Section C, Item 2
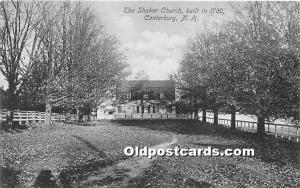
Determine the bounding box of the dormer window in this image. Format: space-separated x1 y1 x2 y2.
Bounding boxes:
143 94 148 99
126 93 131 99
160 92 164 99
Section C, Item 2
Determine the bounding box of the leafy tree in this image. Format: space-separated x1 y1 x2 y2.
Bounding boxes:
231 1 300 135
177 32 223 122
178 1 299 137
20 2 129 124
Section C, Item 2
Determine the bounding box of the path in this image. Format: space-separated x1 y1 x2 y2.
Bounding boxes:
81 134 178 187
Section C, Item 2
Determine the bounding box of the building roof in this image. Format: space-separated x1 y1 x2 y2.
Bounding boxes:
117 80 175 100
125 80 175 88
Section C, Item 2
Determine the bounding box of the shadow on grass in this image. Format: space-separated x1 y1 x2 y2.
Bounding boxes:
214 127 300 167
0 121 30 134
111 119 214 135
34 170 57 188
63 121 96 126
71 135 106 158
112 120 300 168
55 135 114 187
0 167 21 188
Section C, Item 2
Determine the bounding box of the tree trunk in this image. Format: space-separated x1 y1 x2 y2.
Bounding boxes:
257 113 266 137
79 114 83 122
6 110 14 129
230 106 236 130
45 101 52 126
213 107 218 125
6 82 17 128
202 108 206 123
141 98 144 116
194 108 199 120
77 108 83 122
77 108 79 121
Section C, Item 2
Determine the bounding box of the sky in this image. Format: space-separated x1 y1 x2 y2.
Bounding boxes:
0 1 237 88
89 1 235 80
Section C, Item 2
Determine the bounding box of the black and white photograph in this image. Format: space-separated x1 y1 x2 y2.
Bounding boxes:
0 0 299 187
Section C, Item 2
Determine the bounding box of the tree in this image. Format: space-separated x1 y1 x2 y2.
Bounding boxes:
178 1 299 137
25 2 129 124
60 3 128 121
231 1 300 136
178 32 224 122
0 1 40 126
206 22 250 129
29 1 70 125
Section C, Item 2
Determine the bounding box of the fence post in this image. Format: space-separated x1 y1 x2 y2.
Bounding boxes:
275 125 277 138
281 126 284 138
296 127 299 142
26 111 29 124
288 126 291 141
38 112 41 123
17 111 21 125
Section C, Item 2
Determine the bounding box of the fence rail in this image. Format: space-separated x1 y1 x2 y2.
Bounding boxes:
114 113 299 142
203 116 299 142
1 109 298 142
0 109 78 123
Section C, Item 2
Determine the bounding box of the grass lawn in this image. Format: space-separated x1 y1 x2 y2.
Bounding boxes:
1 120 299 188
0 121 172 187
121 120 300 188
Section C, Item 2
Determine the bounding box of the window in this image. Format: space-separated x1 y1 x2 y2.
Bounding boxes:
160 93 164 99
126 93 131 99
117 106 122 113
143 94 148 99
